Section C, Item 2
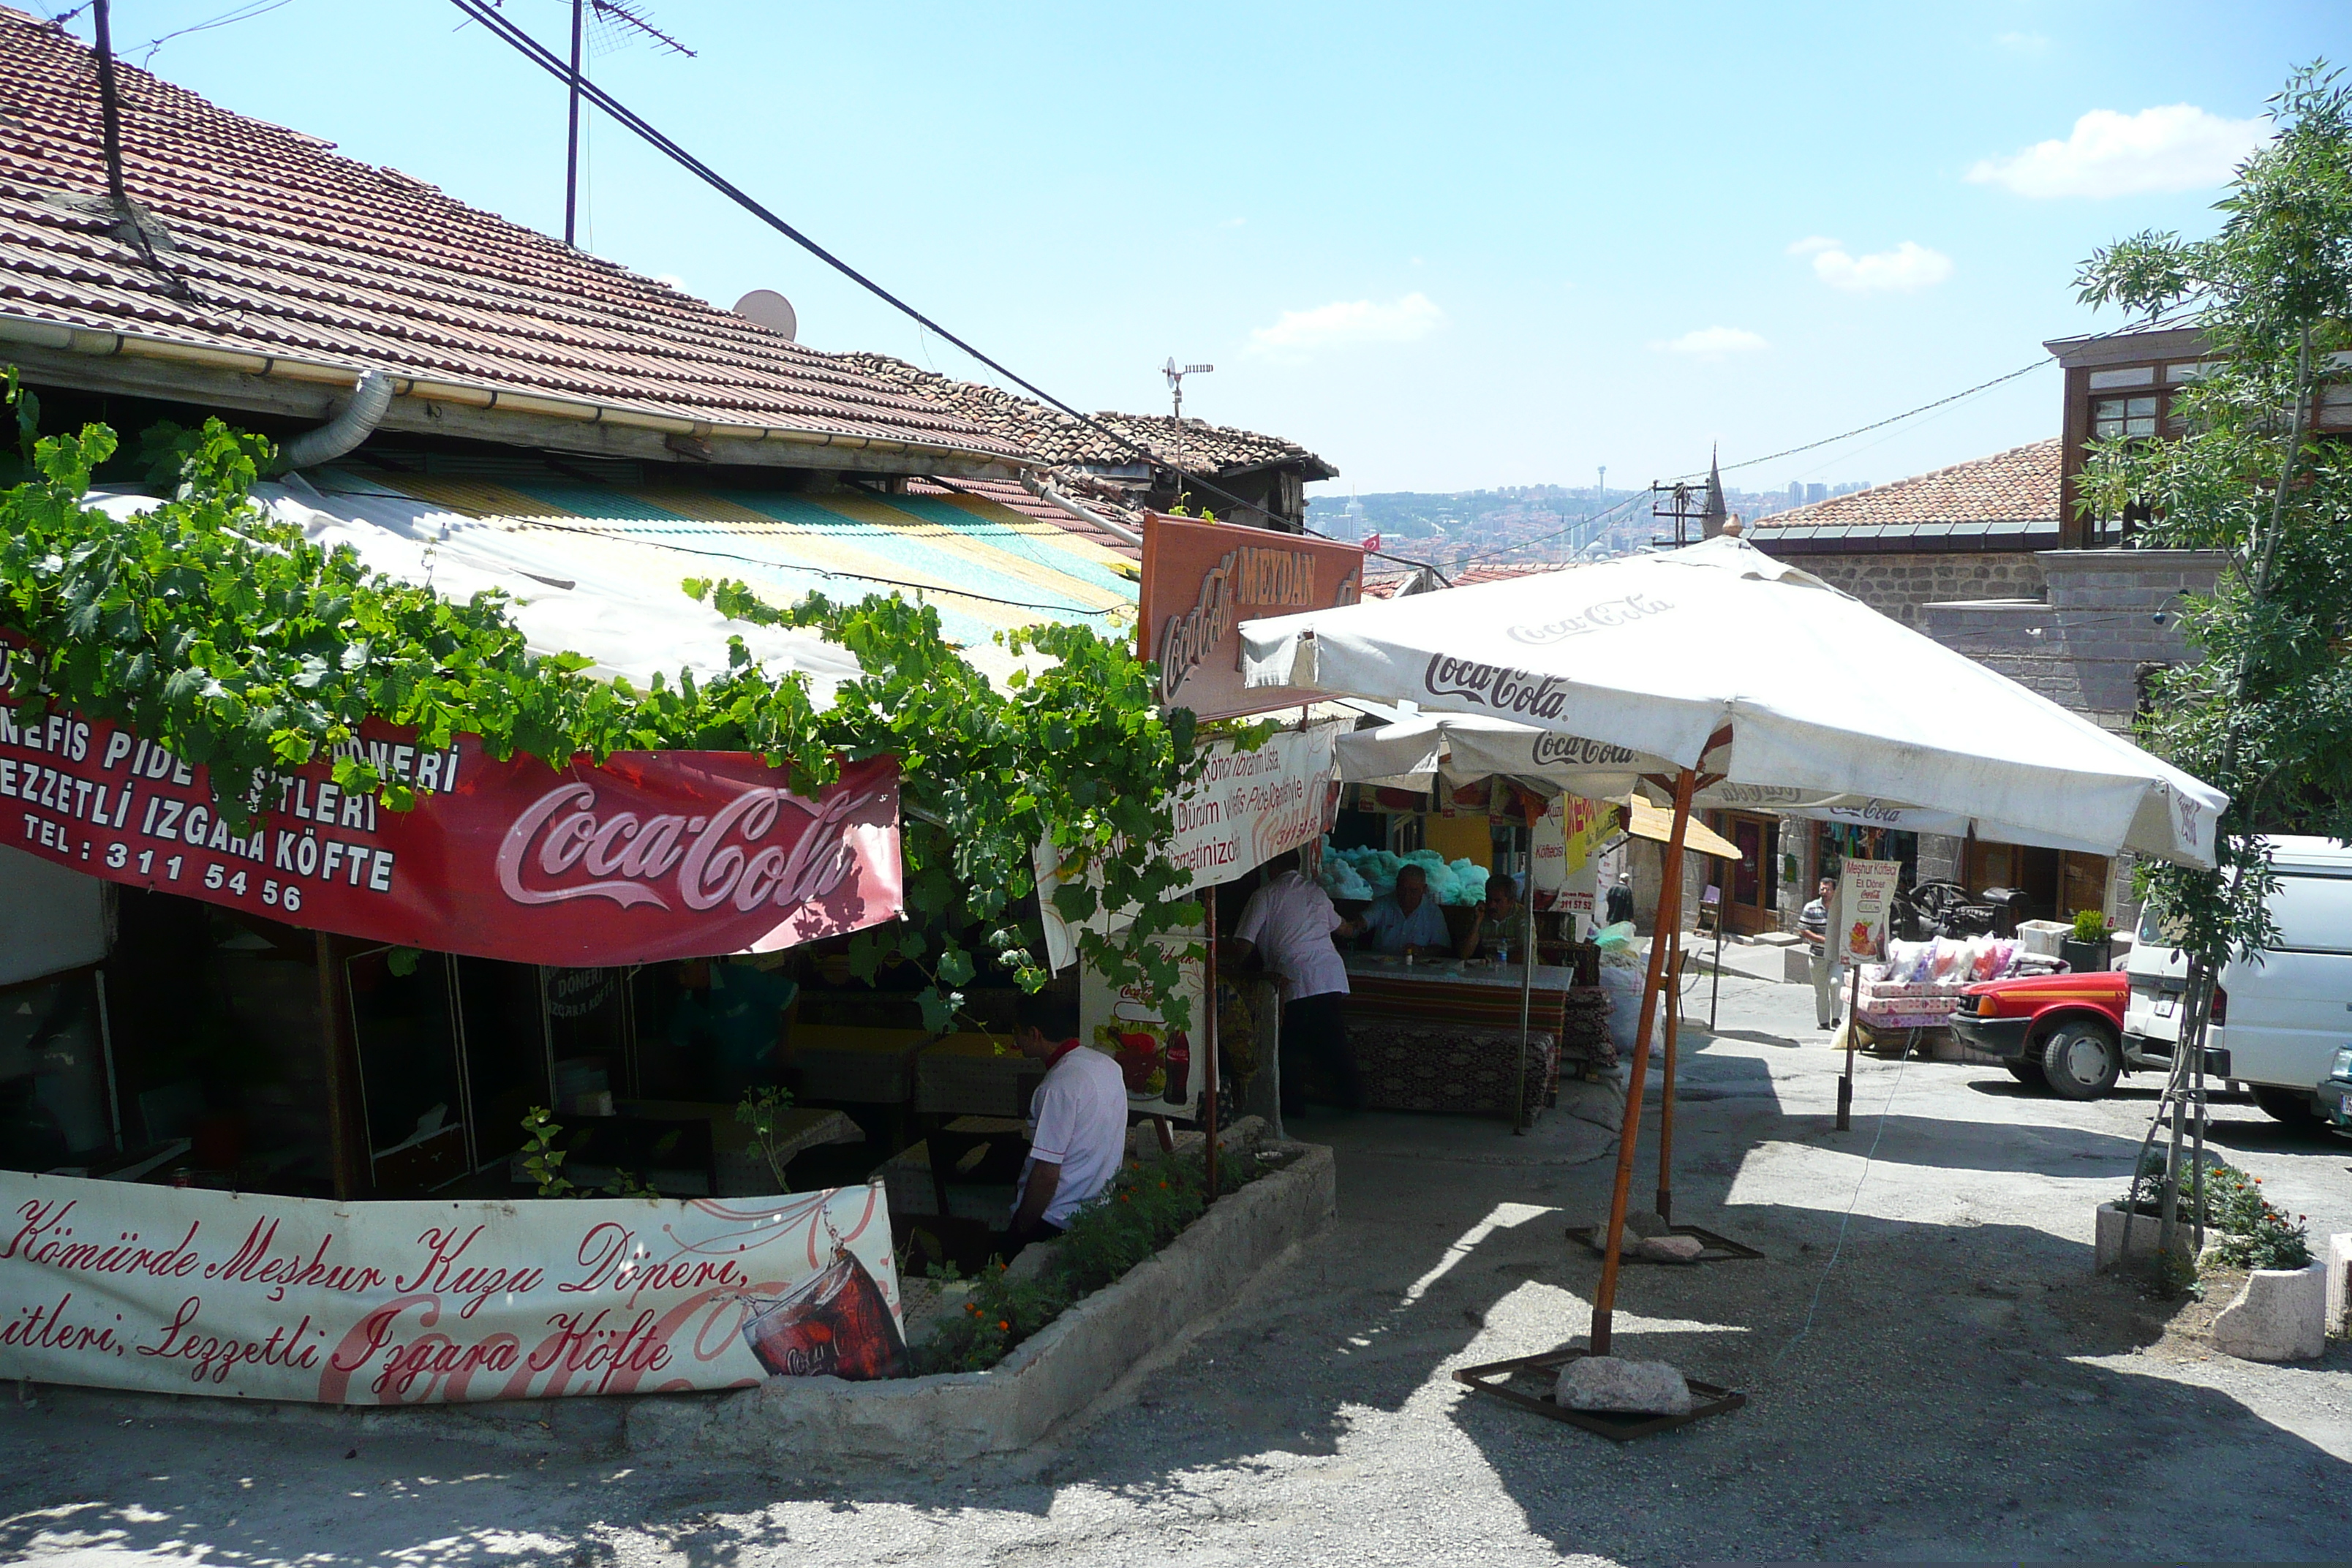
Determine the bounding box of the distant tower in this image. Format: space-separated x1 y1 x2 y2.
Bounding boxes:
1341 492 1368 543
1787 479 1803 507
1701 445 1728 540
1805 481 1828 505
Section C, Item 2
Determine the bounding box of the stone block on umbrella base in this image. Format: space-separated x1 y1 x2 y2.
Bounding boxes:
1556 1356 1692 1417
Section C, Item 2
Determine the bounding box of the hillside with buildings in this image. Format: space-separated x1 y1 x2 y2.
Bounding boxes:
1306 477 1870 568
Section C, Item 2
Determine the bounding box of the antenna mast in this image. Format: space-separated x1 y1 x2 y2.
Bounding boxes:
564 0 693 249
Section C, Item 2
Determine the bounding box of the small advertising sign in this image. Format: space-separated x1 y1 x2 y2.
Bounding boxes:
1079 933 1207 1120
1834 858 1904 965
1138 513 1365 720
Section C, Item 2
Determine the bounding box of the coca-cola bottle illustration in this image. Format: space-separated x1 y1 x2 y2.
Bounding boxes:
1161 1030 1191 1105
740 1245 908 1382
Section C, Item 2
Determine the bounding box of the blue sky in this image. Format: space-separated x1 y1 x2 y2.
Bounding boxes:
55 1 2348 497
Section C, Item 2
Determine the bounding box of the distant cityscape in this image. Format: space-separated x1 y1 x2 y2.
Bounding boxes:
1304 478 1873 570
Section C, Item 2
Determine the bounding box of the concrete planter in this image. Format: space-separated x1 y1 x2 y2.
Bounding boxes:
2329 1234 2352 1341
2093 1201 2192 1273
625 1140 1336 1467
2211 1259 2328 1362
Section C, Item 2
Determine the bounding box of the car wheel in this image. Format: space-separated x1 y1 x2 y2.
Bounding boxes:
2040 1022 2121 1101
2004 1060 2048 1088
2250 1085 2323 1126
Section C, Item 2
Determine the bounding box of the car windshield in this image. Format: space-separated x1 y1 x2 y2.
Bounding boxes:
2136 905 2185 946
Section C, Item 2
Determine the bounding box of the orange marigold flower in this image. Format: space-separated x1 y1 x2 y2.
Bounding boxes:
998 1319 1010 1331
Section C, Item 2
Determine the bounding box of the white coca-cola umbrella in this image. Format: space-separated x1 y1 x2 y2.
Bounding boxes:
1248 535 2223 868
1245 535 2226 1357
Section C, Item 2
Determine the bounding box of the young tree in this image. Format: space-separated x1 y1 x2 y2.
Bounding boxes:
2076 62 2352 1254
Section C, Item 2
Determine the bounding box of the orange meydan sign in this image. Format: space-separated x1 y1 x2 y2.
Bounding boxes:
1137 512 1365 720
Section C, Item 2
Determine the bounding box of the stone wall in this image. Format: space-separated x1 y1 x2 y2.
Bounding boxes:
1769 549 2048 627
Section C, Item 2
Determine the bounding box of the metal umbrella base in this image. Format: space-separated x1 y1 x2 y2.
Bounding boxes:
1454 1347 1746 1441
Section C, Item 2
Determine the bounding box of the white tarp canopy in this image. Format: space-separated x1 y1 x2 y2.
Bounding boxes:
92 484 866 702
1250 535 2226 868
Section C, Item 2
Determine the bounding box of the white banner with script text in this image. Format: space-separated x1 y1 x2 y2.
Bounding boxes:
0 1175 905 1403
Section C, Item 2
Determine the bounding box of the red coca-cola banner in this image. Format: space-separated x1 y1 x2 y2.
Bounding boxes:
0 698 903 965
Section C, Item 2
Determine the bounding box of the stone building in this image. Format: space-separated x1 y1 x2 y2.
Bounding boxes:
1715 327 2242 938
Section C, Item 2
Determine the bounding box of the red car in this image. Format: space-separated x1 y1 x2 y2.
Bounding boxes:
1950 970 2130 1100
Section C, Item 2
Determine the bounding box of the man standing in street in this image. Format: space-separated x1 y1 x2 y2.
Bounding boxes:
1232 849 1362 1120
1803 875 1839 1030
1359 863 1450 957
1006 990 1128 1250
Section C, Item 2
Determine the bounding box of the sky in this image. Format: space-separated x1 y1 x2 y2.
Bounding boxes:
43 0 2350 499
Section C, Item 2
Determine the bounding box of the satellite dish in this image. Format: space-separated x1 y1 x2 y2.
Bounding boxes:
732 289 798 341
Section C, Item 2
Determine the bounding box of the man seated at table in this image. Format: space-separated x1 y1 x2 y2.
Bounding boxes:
1457 875 1524 962
1359 864 1452 957
1007 990 1128 1250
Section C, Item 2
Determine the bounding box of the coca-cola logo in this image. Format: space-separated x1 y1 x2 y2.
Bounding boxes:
1154 540 1360 706
497 780 881 913
1505 592 1673 647
1529 734 1637 766
1423 655 1569 722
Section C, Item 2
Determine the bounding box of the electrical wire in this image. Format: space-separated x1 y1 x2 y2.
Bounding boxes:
442 0 1283 532
131 0 292 65
1769 1031 1916 1375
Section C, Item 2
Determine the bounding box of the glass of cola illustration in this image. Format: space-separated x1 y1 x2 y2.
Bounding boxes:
741 1246 908 1381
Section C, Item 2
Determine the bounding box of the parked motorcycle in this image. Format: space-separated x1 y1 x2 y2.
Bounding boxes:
1891 880 2001 941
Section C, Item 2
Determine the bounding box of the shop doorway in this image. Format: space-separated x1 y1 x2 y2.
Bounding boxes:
1964 840 2111 924
1719 812 1779 935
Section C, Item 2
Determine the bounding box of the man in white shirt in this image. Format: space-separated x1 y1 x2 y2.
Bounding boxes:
1232 850 1363 1120
1359 864 1452 957
1007 990 1128 1247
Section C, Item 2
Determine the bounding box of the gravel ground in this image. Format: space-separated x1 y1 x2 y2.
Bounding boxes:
5 968 2348 1566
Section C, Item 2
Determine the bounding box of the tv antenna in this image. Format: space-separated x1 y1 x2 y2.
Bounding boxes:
565 0 694 248
1161 358 1212 508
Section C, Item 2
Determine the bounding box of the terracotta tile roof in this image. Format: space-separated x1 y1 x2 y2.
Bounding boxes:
0 10 1014 458
832 351 1335 478
1749 439 2061 529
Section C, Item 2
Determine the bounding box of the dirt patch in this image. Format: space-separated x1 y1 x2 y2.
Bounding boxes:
2043 1263 2254 1362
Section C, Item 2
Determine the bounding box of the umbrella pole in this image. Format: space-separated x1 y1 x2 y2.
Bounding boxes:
1515 878 1535 1134
1590 766 1695 1357
1656 923 1682 1226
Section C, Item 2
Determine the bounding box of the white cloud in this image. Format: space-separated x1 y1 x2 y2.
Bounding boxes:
1653 325 1768 356
1967 105 2269 198
1994 30 2049 55
1806 240 1954 293
1248 293 1445 354
1784 235 1841 257
1218 216 1247 229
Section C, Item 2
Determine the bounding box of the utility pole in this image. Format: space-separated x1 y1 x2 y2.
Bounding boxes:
1162 358 1212 510
564 0 584 247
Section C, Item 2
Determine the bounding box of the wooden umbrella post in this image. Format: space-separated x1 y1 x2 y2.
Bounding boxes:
1656 927 1684 1226
1590 766 1695 1358
1203 883 1220 1202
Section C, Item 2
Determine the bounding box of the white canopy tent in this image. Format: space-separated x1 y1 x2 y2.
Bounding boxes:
1245 535 2228 1357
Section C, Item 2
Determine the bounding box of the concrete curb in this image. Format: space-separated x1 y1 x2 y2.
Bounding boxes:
625 1140 1337 1467
2211 1260 2328 1362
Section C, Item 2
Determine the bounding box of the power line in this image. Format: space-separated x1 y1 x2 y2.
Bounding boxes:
1677 358 2053 483
443 0 1281 533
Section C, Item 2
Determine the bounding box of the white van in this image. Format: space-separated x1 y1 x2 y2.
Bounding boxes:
2122 836 2352 1126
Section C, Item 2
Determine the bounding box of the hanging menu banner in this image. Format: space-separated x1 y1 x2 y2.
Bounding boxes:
0 671 902 966
0 1174 907 1403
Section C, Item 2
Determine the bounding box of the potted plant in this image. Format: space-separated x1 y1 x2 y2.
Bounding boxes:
2059 908 2114 973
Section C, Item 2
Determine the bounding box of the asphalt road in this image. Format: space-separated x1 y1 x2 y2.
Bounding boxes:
7 966 2349 1566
